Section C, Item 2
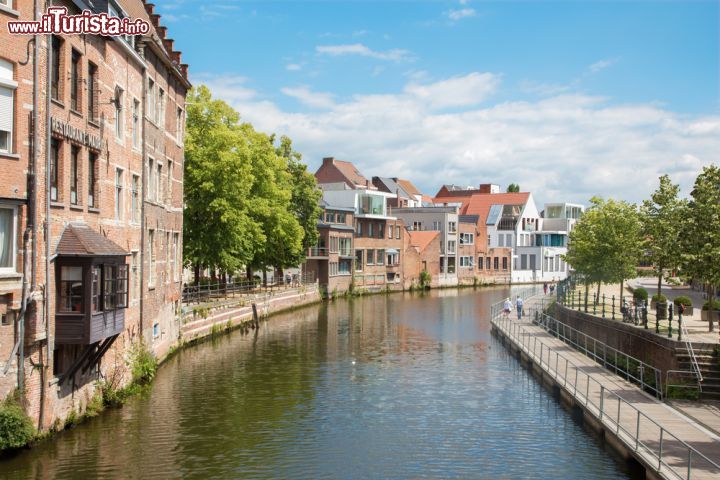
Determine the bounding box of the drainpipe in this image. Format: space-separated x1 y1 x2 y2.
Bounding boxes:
139 44 147 342
44 0 53 423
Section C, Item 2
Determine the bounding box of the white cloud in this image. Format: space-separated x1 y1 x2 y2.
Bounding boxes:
589 59 616 73
405 72 500 109
195 72 720 206
286 63 302 71
281 86 336 109
316 43 412 62
191 74 258 102
446 8 476 21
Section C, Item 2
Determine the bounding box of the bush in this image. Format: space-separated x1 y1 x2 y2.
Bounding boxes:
703 300 720 311
633 287 648 301
673 296 693 307
130 341 157 385
651 293 667 303
419 270 431 289
0 396 35 451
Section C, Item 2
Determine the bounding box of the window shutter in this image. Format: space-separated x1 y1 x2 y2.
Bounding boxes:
0 87 13 133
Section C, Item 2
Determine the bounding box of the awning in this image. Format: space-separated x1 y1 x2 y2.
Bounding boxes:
56 223 129 257
386 248 399 254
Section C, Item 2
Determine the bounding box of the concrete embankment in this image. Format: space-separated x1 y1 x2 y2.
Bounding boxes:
491 298 720 480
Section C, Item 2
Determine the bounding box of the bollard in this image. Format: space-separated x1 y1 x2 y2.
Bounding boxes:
668 303 673 338
602 294 606 318
678 311 683 341
642 301 648 329
612 295 615 320
584 289 588 313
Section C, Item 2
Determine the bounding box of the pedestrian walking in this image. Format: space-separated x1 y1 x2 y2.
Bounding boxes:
503 298 512 318
543 282 548 295
516 296 524 320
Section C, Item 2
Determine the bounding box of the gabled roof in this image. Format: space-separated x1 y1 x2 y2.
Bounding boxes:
461 192 530 223
56 224 129 257
408 230 440 253
394 178 422 197
335 160 368 186
373 177 411 199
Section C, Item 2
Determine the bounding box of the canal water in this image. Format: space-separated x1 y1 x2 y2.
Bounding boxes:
1 288 634 479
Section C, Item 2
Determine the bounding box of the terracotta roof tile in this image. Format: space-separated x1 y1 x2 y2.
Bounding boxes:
460 192 530 222
56 224 129 257
395 178 422 197
334 160 369 188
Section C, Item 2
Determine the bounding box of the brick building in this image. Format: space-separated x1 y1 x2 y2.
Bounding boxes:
403 231 441 289
0 0 188 430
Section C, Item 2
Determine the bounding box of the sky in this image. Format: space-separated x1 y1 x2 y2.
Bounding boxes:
156 0 720 206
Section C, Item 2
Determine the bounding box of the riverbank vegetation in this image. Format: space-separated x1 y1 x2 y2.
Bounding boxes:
183 86 321 285
0 392 35 452
564 165 720 332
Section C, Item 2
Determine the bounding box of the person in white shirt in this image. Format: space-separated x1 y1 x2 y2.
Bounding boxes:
503 298 512 318
516 296 524 320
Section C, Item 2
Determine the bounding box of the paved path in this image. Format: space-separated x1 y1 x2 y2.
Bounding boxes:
492 296 720 480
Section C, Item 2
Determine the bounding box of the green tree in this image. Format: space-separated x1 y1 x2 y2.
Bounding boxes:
506 183 520 193
183 86 263 282
275 135 322 259
683 165 720 332
564 197 642 300
640 174 687 305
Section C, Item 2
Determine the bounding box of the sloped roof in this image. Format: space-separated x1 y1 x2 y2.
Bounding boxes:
395 178 422 197
56 224 129 257
374 177 411 199
408 230 440 253
461 192 530 222
334 159 369 188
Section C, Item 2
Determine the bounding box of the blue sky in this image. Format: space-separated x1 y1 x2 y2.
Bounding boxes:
157 1 720 205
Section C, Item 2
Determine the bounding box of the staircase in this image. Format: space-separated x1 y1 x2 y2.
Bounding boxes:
676 346 720 400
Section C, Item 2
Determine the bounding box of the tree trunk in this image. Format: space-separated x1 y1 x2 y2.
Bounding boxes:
620 279 624 302
657 272 662 303
596 281 601 304
708 285 715 333
263 270 267 288
193 264 200 286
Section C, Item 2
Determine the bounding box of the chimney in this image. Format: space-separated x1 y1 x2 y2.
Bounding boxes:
322 157 335 166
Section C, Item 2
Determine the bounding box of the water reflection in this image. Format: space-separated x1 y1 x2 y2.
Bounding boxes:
1 288 631 479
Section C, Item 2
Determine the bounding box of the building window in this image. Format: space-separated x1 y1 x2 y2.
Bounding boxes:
339 237 351 256
498 235 504 247
114 87 123 139
103 265 117 310
486 257 491 270
0 206 17 272
0 59 16 154
131 252 139 301
149 229 156 288
88 63 98 122
494 257 499 270
51 36 62 101
413 221 422 231
356 221 362 237
156 163 163 203
157 87 165 126
91 266 101 312
88 152 97 208
388 223 393 239
366 249 375 265
396 226 400 239
167 160 173 203
502 257 508 271
116 264 128 308
165 232 171 284
131 175 140 223
147 158 155 200
355 249 363 271
176 107 183 142
460 233 474 245
378 223 384 239
368 223 374 237
447 240 456 254
172 233 179 282
521 254 527 270
59 266 83 313
147 78 155 122
132 99 140 148
70 146 79 205
432 221 441 231
376 249 385 266
448 221 457 233
460 256 474 268
115 168 123 220
488 235 491 246
70 50 81 111
50 139 60 201
338 259 352 275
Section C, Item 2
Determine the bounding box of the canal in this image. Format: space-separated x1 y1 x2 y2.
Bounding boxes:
1 288 634 479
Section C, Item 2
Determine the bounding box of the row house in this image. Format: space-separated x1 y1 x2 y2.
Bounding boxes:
304 201 355 295
0 0 188 429
403 231 441 289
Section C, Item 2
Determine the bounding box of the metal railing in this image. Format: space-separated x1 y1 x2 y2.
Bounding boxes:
528 308 662 399
182 272 316 304
308 247 329 257
492 307 720 480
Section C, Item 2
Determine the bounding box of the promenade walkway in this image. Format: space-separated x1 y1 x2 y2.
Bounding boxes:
492 295 720 480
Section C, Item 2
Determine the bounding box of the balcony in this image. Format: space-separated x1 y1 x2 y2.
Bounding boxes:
307 247 329 258
338 248 353 257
